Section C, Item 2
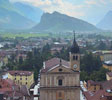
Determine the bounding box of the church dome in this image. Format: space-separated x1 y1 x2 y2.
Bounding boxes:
71 33 80 53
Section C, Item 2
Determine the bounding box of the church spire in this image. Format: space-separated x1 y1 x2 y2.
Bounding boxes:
71 31 80 54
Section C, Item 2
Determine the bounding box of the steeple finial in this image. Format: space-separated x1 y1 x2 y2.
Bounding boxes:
70 30 80 54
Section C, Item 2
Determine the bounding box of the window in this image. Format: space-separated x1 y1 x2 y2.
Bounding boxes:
15 78 16 80
26 78 27 80
0 85 2 88
58 79 62 86
76 56 78 60
73 56 76 60
26 82 27 85
20 78 22 80
59 69 62 72
73 56 78 60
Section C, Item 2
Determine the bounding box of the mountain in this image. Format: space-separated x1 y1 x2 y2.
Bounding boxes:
14 2 43 23
32 11 99 32
0 0 36 30
96 11 112 30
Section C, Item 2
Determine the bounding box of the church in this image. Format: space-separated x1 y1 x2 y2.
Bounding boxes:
40 34 80 100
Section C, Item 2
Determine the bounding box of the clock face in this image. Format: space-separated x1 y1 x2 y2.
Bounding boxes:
73 64 78 69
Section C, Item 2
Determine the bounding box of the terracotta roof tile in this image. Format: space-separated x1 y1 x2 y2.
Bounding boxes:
41 57 70 73
83 90 112 100
8 71 33 76
88 80 102 85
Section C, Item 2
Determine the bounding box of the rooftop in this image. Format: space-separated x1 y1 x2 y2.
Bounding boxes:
41 57 69 73
106 72 112 77
8 71 33 76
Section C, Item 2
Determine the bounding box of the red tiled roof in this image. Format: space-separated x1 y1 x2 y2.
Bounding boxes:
88 80 101 85
83 90 112 100
102 79 112 90
0 79 30 99
8 71 33 76
41 57 70 73
0 79 13 93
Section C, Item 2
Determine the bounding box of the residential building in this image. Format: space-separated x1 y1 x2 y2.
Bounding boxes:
8 71 34 89
93 50 112 62
103 61 112 71
106 72 112 81
40 34 80 100
0 78 30 100
87 80 102 92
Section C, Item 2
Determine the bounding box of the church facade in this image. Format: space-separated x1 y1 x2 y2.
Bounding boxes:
40 35 80 100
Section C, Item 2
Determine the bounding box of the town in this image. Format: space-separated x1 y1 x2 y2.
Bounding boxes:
0 31 112 100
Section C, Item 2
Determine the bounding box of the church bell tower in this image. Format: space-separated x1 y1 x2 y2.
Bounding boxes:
70 31 80 71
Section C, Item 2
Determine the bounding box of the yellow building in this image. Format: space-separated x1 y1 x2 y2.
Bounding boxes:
8 70 34 89
106 72 112 81
93 50 112 62
103 61 112 71
87 80 102 92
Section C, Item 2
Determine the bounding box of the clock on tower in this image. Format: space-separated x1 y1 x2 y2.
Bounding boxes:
70 31 80 71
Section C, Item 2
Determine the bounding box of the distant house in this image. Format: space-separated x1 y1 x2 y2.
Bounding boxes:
83 79 112 100
83 89 112 100
93 50 112 62
0 78 30 100
87 80 102 92
106 72 112 81
103 61 112 71
8 71 34 89
50 47 62 55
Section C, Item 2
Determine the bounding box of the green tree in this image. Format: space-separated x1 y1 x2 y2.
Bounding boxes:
97 41 107 50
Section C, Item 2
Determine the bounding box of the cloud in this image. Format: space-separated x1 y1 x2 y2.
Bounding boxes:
85 1 97 5
10 0 112 24
10 0 85 18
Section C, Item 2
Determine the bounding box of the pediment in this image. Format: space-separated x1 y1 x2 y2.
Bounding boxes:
47 65 73 73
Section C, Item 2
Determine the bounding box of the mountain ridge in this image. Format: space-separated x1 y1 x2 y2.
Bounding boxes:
96 10 112 30
32 11 99 32
0 0 40 30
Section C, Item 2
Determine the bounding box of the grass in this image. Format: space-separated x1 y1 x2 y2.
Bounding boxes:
99 32 112 38
0 33 50 39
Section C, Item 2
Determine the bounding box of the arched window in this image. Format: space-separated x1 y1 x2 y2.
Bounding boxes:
58 79 62 86
73 56 78 60
73 56 75 60
76 56 78 60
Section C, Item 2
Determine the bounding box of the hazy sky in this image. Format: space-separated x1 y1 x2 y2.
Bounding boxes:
10 0 112 25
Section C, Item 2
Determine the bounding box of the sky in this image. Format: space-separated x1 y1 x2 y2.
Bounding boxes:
10 0 112 25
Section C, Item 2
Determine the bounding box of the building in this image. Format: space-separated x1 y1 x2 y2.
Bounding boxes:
8 71 34 89
106 72 112 81
83 79 112 100
87 80 102 92
103 61 112 71
40 34 80 100
83 89 112 100
93 50 112 62
0 78 30 100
